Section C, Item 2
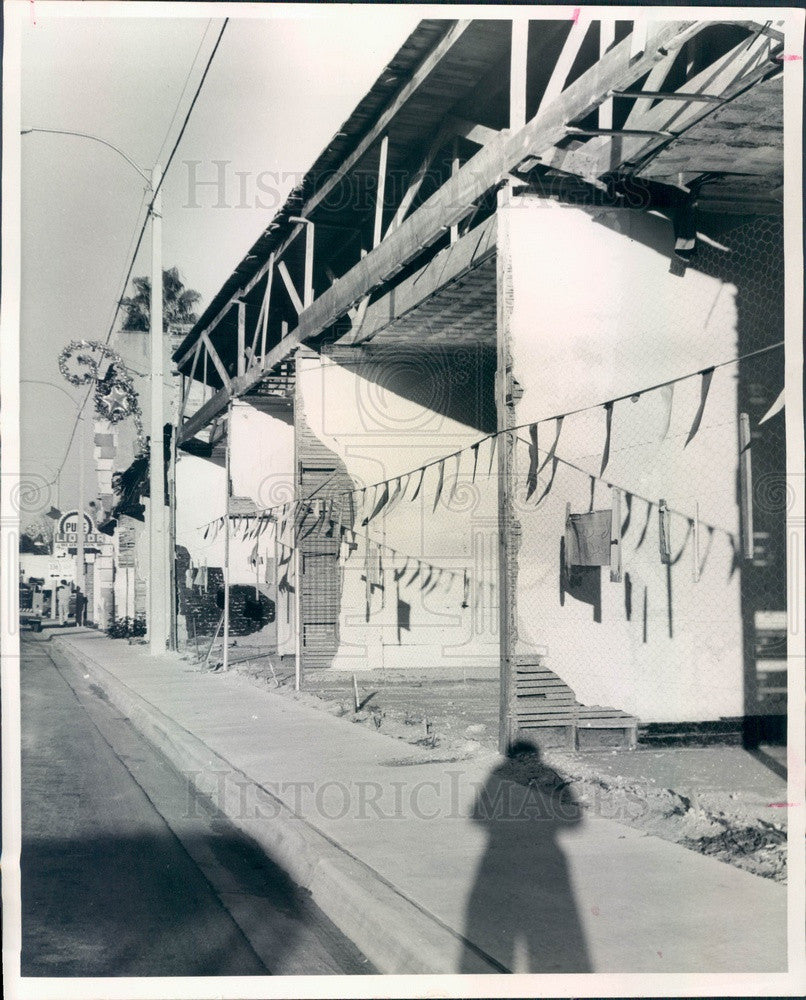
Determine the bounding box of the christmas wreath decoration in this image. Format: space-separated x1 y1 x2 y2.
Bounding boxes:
58 339 145 450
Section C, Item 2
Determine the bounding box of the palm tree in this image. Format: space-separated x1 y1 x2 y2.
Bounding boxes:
121 266 201 332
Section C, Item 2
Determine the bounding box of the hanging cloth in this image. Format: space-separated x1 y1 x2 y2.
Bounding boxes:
448 453 462 505
487 433 498 476
470 441 481 483
432 460 446 512
525 423 539 500
363 481 390 525
685 368 714 446
758 388 784 425
600 402 614 477
410 466 426 502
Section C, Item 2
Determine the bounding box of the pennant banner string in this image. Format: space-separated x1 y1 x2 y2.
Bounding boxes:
198 342 782 533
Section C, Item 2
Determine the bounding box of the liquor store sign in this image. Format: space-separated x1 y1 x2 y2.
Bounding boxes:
55 510 104 547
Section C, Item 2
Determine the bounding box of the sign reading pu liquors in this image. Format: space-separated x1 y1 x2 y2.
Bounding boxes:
55 510 103 547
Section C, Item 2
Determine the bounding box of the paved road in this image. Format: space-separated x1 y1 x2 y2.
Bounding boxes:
20 635 373 977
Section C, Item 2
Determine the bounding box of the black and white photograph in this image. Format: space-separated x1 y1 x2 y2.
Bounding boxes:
1 2 804 997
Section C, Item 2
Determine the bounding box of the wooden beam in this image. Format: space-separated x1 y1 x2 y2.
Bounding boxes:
450 137 460 243
451 118 501 147
177 19 704 446
739 412 754 559
303 223 314 308
612 89 725 103
278 260 304 315
547 29 777 182
624 50 678 126
201 331 231 391
237 301 246 377
178 340 202 424
249 252 274 366
536 17 590 114
340 213 497 348
385 121 453 236
373 135 389 249
599 21 616 128
510 18 529 129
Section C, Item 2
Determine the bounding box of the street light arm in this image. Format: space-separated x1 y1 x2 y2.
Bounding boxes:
20 378 82 410
21 127 151 185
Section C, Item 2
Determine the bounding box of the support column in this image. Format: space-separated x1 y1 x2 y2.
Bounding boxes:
495 183 521 754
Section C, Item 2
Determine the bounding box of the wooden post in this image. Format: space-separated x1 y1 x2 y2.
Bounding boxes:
610 487 622 582
223 401 232 670
599 20 616 128
237 301 246 376
450 137 460 244
261 253 274 360
739 412 754 559
373 135 389 249
510 18 529 129
303 222 315 308
293 363 302 692
495 184 520 754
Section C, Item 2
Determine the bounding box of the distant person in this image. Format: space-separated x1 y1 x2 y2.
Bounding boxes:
74 587 87 627
461 740 591 973
58 582 71 625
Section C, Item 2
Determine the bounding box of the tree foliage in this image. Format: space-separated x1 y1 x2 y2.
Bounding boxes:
121 266 201 332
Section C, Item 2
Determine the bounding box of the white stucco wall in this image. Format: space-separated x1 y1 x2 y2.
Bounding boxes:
297 352 499 672
503 198 762 723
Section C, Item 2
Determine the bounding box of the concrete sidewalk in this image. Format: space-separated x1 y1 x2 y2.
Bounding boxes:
49 631 787 975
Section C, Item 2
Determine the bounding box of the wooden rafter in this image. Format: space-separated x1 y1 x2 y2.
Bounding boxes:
542 27 779 183
200 331 231 391
278 260 303 315
178 340 202 424
177 18 707 446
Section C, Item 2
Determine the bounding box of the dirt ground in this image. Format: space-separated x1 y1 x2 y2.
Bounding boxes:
198 645 788 884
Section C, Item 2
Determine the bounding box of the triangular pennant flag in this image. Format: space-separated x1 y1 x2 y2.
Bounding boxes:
384 477 400 514
462 568 470 608
538 415 564 475
534 454 559 505
424 568 442 595
386 476 406 517
487 433 498 475
600 402 614 476
394 557 410 583
363 481 390 526
406 561 422 587
758 388 784 425
432 460 446 512
204 523 211 540
448 452 461 504
685 368 714 446
470 441 480 483
410 466 426 502
656 383 674 441
525 423 539 500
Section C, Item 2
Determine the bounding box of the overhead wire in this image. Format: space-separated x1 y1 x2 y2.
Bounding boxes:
43 18 229 492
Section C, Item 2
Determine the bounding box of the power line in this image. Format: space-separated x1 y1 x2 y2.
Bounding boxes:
154 19 214 167
44 17 229 491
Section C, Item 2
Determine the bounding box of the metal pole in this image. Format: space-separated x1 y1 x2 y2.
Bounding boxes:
223 401 232 670
148 164 168 654
76 411 86 604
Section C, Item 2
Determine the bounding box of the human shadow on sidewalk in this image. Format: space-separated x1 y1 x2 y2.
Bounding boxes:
461 740 591 973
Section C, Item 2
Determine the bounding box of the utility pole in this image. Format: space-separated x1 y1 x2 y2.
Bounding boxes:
148 164 168 654
76 411 85 606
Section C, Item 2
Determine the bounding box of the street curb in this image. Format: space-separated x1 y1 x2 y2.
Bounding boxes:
51 636 502 975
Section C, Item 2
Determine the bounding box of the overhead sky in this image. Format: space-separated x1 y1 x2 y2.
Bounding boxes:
18 4 421 524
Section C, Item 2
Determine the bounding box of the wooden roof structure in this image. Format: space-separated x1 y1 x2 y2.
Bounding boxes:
174 15 786 449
